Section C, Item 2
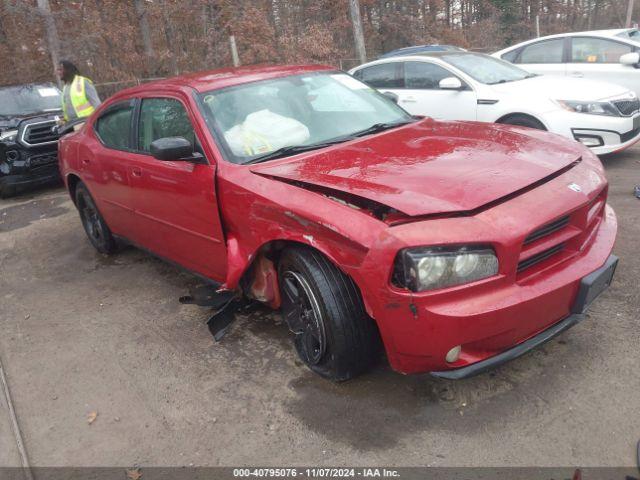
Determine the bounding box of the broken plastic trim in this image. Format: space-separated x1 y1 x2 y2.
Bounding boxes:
179 286 240 341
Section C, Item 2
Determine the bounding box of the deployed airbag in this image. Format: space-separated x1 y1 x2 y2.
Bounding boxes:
224 109 310 157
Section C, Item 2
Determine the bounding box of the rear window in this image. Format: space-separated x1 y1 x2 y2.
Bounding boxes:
518 39 564 63
356 63 402 89
95 103 134 150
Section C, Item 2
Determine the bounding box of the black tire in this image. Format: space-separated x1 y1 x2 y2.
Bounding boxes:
75 182 117 254
0 186 14 199
278 246 380 381
499 114 546 130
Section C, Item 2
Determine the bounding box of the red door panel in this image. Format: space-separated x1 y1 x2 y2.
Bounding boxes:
126 152 227 282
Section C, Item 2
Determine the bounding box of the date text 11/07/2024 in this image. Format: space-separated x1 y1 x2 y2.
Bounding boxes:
232 468 400 478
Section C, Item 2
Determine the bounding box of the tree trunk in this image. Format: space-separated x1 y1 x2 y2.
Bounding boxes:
626 0 635 27
36 0 61 86
134 0 155 74
349 0 367 63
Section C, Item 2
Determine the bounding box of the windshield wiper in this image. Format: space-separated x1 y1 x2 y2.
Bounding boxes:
351 119 416 138
244 137 355 165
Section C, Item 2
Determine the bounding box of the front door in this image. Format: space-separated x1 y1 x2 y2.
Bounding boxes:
394 61 477 121
566 36 639 97
127 96 227 282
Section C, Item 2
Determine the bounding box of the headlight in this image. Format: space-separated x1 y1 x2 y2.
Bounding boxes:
554 100 619 116
0 129 17 141
393 245 499 292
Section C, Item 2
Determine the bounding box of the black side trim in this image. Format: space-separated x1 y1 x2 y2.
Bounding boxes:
431 313 585 380
477 99 499 105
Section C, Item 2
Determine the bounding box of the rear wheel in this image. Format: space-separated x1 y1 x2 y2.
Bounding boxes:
75 182 117 254
498 114 546 130
278 246 380 381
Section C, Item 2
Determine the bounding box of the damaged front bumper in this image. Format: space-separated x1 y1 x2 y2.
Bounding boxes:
431 254 618 379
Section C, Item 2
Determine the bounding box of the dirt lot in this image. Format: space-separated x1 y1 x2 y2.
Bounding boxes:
0 147 638 468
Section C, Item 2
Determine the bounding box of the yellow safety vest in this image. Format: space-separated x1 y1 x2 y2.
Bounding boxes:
63 75 95 121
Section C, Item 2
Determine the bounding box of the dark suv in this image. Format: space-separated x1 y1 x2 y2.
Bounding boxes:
0 83 63 198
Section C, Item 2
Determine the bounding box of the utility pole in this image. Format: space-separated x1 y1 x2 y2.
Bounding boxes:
229 35 240 67
36 0 62 87
626 0 635 27
348 0 367 64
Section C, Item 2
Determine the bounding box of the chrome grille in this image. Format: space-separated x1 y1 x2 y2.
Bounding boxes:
613 98 640 116
523 215 570 245
21 120 59 146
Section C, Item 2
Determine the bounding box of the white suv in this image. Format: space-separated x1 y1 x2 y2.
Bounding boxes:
350 52 640 155
493 29 640 98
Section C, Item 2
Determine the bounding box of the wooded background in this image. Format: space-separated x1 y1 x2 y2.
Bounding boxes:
0 0 635 96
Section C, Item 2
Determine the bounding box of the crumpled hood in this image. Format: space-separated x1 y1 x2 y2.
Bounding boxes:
490 75 632 102
251 119 584 217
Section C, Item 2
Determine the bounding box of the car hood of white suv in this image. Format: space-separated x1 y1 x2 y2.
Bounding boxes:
489 74 633 102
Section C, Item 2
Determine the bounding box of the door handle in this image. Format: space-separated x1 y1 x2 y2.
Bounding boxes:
131 167 142 177
81 158 90 165
570 71 584 77
401 97 417 103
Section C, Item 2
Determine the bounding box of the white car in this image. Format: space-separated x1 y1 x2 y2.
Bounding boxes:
493 29 640 98
349 52 640 155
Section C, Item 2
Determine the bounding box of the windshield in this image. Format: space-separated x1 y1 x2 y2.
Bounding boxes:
617 29 640 40
442 53 533 85
198 72 412 164
0 84 62 117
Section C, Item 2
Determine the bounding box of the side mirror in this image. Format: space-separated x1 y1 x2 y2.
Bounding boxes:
381 91 399 103
620 52 640 67
150 136 200 162
439 77 463 90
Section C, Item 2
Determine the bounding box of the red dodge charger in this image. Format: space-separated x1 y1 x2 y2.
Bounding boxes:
58 65 618 381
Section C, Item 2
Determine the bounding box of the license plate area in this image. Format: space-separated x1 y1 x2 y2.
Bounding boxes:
571 255 618 314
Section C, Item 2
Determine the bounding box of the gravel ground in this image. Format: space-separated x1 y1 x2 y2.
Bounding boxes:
0 147 638 468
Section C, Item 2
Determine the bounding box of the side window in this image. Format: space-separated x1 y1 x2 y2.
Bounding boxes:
138 98 197 153
94 103 134 150
358 63 402 89
501 49 520 63
571 37 632 63
518 39 565 64
404 62 458 89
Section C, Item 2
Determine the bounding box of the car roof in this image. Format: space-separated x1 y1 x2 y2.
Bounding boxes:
116 64 335 96
496 28 640 53
379 45 464 58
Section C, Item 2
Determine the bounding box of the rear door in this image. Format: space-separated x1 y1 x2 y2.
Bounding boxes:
353 62 404 101
398 60 476 120
566 36 639 95
86 100 139 237
512 37 567 77
125 95 227 281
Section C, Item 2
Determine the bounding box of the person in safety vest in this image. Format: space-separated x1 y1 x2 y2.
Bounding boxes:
56 60 101 124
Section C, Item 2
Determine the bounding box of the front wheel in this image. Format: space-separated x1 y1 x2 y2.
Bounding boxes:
278 246 380 381
75 182 117 254
498 114 546 130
